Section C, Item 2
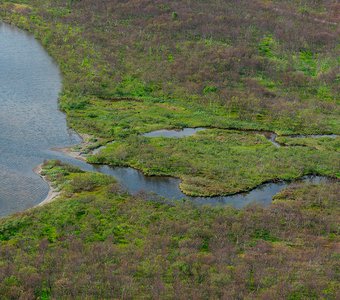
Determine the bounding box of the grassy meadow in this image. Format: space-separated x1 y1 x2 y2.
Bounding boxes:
88 129 340 196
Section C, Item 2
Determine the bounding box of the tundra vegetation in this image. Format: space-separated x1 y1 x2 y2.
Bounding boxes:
0 0 339 298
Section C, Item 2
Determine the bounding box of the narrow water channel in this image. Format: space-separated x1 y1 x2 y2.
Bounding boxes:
0 23 336 216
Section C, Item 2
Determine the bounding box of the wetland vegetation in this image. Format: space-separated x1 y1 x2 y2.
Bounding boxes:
0 0 339 298
89 129 339 196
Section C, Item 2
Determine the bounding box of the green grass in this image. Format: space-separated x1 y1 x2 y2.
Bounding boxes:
88 129 340 196
277 135 340 152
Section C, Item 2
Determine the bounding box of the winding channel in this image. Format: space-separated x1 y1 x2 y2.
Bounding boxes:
0 23 337 216
143 128 338 148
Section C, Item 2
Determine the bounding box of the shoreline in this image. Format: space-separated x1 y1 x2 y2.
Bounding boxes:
51 132 100 162
32 133 96 207
33 132 96 207
33 164 60 206
51 146 87 162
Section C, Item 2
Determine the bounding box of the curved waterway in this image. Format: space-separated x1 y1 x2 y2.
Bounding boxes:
142 128 338 147
0 23 336 216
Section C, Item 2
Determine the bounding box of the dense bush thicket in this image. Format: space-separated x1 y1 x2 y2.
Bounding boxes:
0 161 339 299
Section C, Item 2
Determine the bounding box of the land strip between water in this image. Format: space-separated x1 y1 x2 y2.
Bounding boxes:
33 164 60 206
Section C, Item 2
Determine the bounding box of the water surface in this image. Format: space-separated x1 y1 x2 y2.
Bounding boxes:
0 23 81 216
143 128 205 138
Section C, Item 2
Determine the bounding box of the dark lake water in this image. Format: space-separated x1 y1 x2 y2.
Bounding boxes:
0 22 336 216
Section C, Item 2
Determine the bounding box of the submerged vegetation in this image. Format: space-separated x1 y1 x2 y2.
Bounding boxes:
0 161 339 298
0 0 339 298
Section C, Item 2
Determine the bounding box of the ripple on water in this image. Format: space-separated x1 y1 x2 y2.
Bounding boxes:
0 22 81 216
